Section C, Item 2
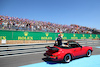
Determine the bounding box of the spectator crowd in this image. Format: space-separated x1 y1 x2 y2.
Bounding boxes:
0 15 100 34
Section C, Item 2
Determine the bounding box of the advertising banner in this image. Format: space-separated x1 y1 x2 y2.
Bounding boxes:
0 30 100 40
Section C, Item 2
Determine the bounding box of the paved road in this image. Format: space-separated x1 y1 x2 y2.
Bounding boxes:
0 44 100 67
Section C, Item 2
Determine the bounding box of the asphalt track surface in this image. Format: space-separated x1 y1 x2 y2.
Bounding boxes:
0 44 100 67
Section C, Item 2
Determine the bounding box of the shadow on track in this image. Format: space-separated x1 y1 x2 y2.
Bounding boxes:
42 58 62 64
42 56 88 65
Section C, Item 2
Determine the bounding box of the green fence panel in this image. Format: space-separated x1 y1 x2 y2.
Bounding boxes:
0 30 100 40
0 30 12 40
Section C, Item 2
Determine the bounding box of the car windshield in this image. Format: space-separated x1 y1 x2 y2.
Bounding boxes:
67 41 77 44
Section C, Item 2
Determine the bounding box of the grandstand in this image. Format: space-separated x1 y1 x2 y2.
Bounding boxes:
0 15 100 34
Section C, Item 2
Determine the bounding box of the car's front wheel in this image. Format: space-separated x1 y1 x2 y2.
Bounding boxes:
64 54 72 63
86 50 92 57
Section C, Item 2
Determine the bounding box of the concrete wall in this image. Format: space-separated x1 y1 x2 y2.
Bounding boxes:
0 40 55 45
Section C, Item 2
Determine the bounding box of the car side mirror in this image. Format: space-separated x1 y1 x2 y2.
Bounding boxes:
80 46 82 48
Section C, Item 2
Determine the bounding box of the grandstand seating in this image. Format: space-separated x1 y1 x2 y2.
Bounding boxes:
0 15 100 34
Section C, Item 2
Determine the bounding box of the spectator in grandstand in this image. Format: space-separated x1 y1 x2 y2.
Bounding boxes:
8 21 11 30
1 15 100 34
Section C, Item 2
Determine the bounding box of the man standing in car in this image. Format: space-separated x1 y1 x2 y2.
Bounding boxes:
55 34 62 46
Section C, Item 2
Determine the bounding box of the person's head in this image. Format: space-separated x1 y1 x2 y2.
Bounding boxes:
58 34 61 37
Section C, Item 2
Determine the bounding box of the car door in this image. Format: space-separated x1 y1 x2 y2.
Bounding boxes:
70 43 83 57
75 43 86 56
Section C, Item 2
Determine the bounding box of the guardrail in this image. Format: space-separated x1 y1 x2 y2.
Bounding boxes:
0 40 100 57
0 43 53 56
76 40 100 45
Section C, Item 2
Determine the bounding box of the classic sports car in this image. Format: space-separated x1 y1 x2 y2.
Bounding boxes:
44 40 93 63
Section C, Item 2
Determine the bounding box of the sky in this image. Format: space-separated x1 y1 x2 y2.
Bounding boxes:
0 0 100 29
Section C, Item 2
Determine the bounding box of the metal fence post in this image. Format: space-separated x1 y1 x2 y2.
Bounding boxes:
99 40 100 45
86 39 87 45
93 40 94 45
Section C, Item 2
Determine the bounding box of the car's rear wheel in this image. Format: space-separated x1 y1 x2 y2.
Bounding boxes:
86 50 92 57
64 54 71 63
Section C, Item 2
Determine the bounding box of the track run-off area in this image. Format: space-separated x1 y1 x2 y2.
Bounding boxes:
0 43 100 67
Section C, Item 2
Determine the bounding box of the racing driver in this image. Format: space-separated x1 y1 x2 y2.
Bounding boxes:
55 34 62 46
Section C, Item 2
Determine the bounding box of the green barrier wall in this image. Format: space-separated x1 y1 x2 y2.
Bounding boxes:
0 30 100 40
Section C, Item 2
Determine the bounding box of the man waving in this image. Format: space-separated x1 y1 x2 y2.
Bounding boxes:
55 34 62 46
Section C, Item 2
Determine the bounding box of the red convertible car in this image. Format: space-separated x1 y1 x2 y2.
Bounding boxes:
44 40 93 63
